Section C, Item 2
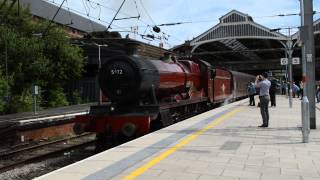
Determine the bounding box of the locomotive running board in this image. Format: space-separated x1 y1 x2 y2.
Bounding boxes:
89 104 159 117
160 97 209 110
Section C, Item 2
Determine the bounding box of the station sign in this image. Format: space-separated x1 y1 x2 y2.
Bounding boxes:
273 72 287 77
280 58 288 65
280 57 300 65
307 54 312 62
292 57 300 65
32 85 39 95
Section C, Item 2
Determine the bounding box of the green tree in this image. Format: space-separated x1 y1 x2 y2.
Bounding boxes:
0 70 8 114
0 2 84 112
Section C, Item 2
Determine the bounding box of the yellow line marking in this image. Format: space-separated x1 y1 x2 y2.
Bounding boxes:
122 107 242 180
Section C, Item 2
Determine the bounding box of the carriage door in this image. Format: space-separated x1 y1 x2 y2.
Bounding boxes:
208 69 215 102
233 78 237 99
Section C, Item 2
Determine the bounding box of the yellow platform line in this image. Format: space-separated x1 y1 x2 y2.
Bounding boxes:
122 107 242 180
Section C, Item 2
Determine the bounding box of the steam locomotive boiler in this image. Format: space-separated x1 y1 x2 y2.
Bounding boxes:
99 55 202 105
73 55 254 144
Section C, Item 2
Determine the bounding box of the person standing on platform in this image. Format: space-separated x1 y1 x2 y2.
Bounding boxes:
292 83 300 98
316 86 320 103
281 81 286 95
299 81 304 100
269 79 277 107
247 82 256 106
255 72 271 128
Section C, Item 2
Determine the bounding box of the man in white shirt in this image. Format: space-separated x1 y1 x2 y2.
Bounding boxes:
255 72 271 127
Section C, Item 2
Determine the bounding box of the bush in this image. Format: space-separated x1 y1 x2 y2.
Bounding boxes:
71 90 82 105
0 77 7 114
47 88 69 108
7 93 33 113
0 2 84 114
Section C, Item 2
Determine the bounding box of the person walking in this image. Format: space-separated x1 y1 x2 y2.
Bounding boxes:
255 72 271 128
247 82 256 106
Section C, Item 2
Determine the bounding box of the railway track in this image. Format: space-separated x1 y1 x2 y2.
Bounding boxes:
0 133 96 173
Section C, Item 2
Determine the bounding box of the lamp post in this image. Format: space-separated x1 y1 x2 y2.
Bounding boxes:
287 33 294 108
300 0 316 130
271 27 299 108
79 41 108 105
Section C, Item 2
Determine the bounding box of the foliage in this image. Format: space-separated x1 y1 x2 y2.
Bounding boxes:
7 92 34 113
0 2 84 112
70 90 82 105
0 71 8 114
47 88 69 108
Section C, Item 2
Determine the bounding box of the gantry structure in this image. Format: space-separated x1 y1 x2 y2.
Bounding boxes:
174 10 320 78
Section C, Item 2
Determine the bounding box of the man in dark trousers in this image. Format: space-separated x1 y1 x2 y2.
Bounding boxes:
269 79 277 107
255 72 271 127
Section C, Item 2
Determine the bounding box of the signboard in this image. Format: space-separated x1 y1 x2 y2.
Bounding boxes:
273 72 287 77
32 85 39 95
280 58 288 65
307 54 312 62
292 57 300 65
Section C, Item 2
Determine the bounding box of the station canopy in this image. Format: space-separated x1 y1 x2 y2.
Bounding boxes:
174 10 320 77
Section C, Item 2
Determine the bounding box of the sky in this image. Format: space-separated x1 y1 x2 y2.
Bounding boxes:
46 0 320 49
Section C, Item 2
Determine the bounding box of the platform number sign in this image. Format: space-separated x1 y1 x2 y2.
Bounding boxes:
280 58 288 65
32 85 39 95
280 58 300 65
307 54 312 62
292 57 300 65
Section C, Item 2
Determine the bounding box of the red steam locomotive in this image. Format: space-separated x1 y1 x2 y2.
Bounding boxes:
73 55 254 143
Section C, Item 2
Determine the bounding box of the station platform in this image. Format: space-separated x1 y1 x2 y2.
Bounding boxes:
0 103 94 149
0 103 92 128
37 96 320 180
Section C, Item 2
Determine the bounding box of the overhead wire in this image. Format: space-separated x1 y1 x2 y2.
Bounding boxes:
133 0 140 18
87 0 100 9
255 10 320 18
86 0 156 29
47 1 320 48
81 0 95 31
65 0 73 25
87 0 101 20
80 0 142 23
44 0 129 32
108 6 320 46
42 0 67 36
106 0 126 30
111 10 320 30
81 0 89 15
138 0 156 26
74 0 181 46
65 0 166 39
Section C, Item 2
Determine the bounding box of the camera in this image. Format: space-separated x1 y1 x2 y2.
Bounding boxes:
257 75 263 81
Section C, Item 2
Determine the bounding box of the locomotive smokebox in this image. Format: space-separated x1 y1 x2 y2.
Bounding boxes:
99 55 159 103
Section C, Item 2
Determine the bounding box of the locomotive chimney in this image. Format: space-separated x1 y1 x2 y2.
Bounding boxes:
125 42 140 56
